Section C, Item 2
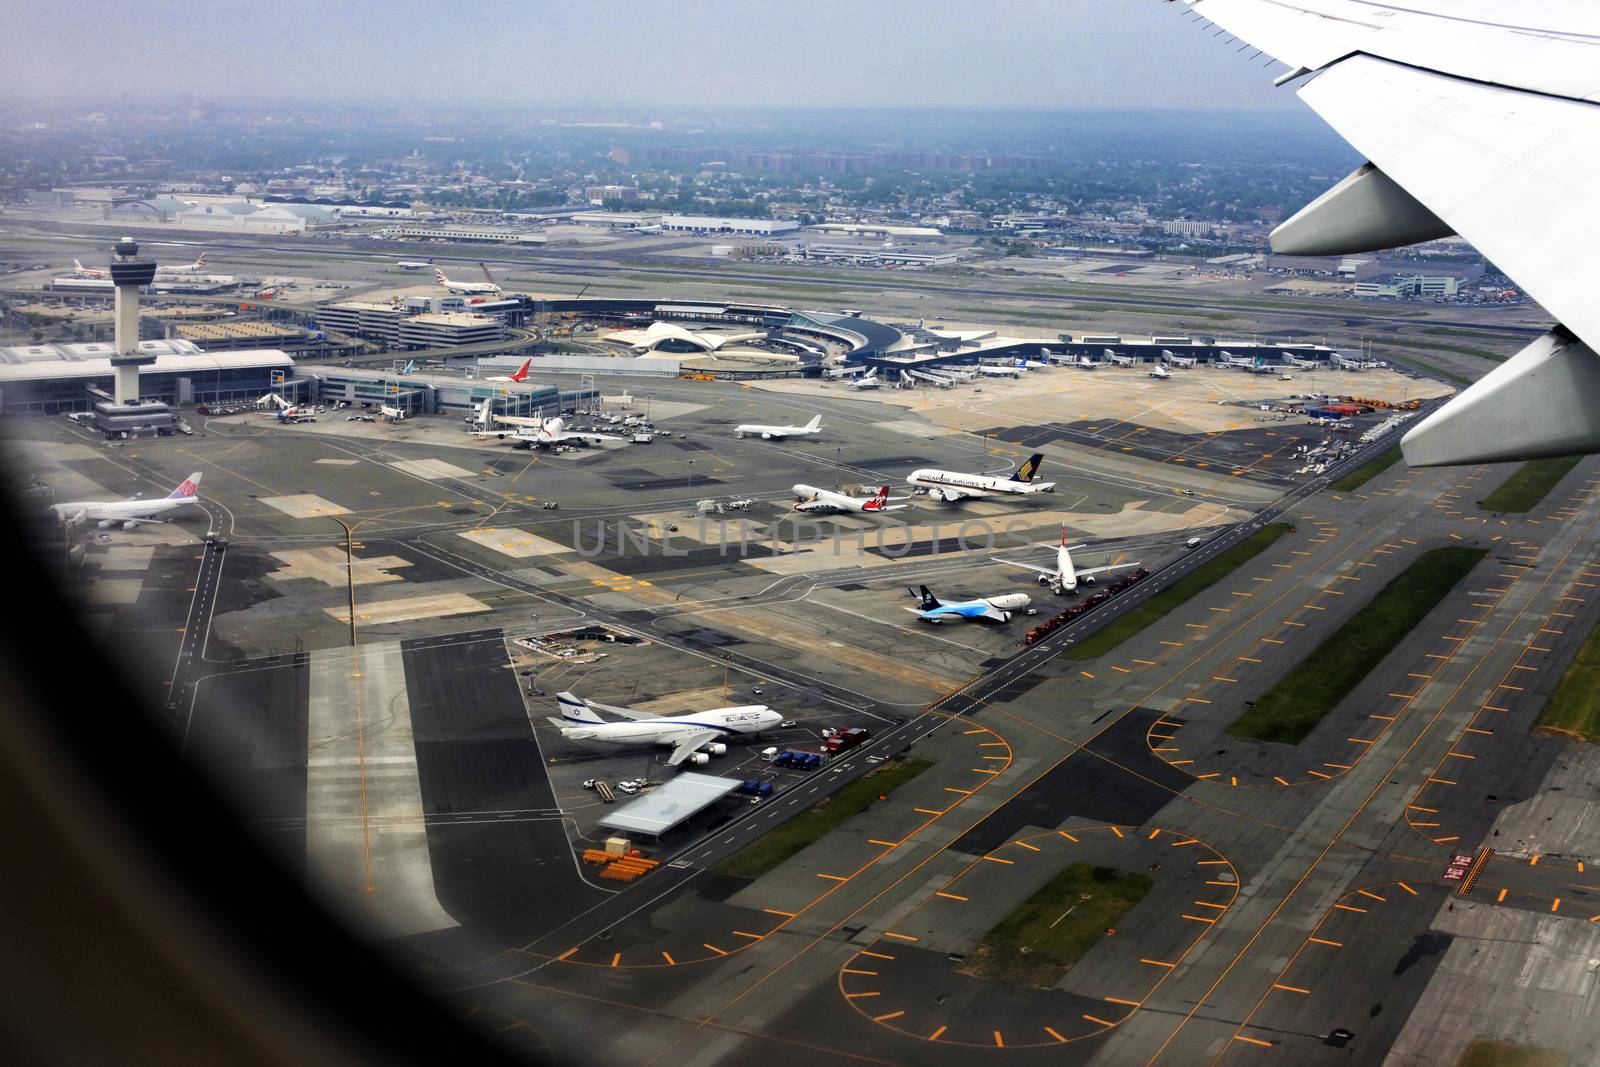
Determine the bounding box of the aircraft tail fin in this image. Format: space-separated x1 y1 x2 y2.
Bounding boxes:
509 358 531 382
1011 453 1045 482
864 486 890 511
196 253 205 267
911 585 941 610
167 472 203 500
805 414 821 431
556 692 606 724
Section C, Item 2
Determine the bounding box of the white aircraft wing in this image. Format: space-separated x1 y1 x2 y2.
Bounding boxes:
557 431 627 444
1180 0 1600 465
926 485 985 502
975 603 1011 623
992 557 1053 577
584 699 653 722
1076 561 1141 579
793 499 841 513
664 728 723 766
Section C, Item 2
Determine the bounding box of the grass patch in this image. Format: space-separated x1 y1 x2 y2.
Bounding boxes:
967 863 1152 986
1388 355 1474 386
1063 523 1295 661
713 758 933 880
1331 445 1403 492
1227 547 1484 744
1477 456 1583 513
1536 614 1600 744
1455 1038 1569 1067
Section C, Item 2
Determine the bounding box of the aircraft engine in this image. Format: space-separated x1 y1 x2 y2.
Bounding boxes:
689 752 711 766
702 743 727 757
1084 575 1097 586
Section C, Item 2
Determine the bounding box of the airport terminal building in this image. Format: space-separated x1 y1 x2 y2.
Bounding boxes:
0 340 294 414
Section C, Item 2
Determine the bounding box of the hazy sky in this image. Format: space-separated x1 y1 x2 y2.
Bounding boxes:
4 1 1294 111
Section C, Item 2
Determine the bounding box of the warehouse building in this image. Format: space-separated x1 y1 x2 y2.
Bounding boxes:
659 215 800 236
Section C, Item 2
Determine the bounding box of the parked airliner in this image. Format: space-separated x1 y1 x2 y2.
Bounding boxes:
54 472 204 529
548 692 782 766
735 414 821 440
995 529 1141 595
906 585 1031 624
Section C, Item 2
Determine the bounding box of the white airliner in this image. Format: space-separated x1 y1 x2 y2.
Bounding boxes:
735 414 821 440
977 363 1022 379
434 268 501 295
157 253 208 275
1149 364 1171 380
791 484 906 514
473 416 625 449
906 585 1032 625
907 453 1055 502
547 692 782 766
850 371 881 390
53 472 204 529
396 260 432 271
485 358 531 383
1178 0 1600 467
995 528 1141 595
72 259 108 278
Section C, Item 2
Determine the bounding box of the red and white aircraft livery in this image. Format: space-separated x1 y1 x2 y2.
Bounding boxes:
791 484 906 514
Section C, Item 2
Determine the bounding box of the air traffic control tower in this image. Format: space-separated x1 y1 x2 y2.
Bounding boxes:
108 236 157 403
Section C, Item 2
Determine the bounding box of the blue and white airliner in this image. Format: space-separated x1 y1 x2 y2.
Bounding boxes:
547 692 782 766
906 585 1032 625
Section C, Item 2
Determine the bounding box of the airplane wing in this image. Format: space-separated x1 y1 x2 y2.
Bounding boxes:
1178 0 1600 465
927 486 984 502
975 604 1010 623
793 500 840 513
665 728 723 766
993 557 1053 577
584 699 653 722
556 432 627 444
1076 561 1142 579
117 517 169 527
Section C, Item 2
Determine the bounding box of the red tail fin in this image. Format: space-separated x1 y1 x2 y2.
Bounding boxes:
509 358 531 382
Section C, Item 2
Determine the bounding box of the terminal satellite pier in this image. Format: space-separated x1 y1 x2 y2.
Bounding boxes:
108 236 157 403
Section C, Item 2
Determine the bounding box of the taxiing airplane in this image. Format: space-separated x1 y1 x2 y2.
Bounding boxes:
1149 364 1171 380
54 472 204 529
907 453 1055 502
434 268 501 295
473 416 626 449
1178 0 1599 467
791 484 906 515
995 528 1141 595
735 414 821 441
906 585 1031 625
485 358 531 383
396 260 433 271
157 253 208 275
547 692 782 766
73 259 108 278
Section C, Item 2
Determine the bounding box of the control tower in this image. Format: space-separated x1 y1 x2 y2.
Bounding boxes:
107 236 157 403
